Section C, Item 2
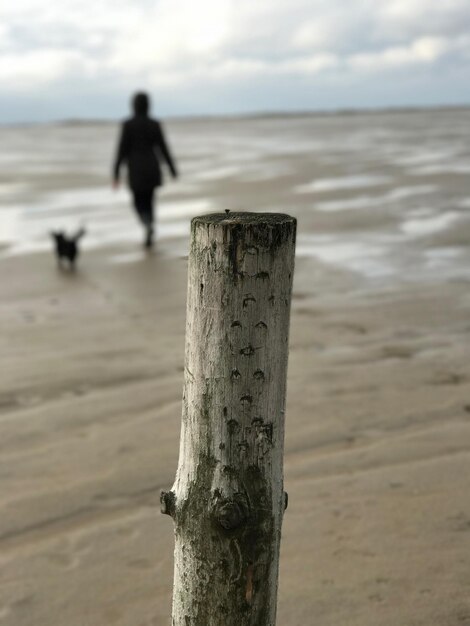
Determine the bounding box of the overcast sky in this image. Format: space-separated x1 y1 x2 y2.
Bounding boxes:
1 0 470 122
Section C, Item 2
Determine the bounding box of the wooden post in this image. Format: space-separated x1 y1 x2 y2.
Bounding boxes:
161 212 296 625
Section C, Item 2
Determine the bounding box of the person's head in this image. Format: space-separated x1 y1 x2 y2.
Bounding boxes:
132 92 150 116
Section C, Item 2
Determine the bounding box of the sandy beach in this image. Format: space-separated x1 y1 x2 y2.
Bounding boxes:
1 110 470 625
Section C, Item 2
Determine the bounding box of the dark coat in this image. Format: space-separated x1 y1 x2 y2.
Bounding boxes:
113 115 177 191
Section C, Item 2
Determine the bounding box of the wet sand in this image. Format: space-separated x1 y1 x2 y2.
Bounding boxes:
1 110 470 624
1 243 470 625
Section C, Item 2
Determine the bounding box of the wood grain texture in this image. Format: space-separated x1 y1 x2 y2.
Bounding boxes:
163 212 296 626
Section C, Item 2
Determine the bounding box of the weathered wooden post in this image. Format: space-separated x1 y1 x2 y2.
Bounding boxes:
161 212 296 625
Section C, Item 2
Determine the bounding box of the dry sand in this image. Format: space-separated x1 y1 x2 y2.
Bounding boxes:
1 235 469 625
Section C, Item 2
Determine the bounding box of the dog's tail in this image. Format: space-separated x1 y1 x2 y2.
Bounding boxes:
73 227 86 243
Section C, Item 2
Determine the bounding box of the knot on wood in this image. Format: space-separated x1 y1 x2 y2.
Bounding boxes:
255 271 270 280
253 369 265 381
160 490 176 518
214 496 248 531
231 368 241 380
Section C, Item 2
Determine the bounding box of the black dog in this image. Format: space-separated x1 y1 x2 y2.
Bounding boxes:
51 228 86 269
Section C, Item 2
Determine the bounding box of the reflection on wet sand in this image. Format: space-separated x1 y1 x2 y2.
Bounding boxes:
1 109 470 281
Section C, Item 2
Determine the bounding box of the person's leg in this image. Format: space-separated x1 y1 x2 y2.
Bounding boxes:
132 189 154 248
132 190 147 225
141 190 154 248
142 189 154 227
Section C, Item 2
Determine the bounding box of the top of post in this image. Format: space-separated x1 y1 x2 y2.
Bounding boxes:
192 212 296 227
191 212 297 261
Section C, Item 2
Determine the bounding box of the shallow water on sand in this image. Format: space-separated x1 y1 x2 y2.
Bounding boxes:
1 109 470 282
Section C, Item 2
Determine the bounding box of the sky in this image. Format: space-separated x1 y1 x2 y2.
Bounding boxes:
1 0 470 122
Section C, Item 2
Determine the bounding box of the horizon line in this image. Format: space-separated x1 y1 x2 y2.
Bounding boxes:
1 102 469 127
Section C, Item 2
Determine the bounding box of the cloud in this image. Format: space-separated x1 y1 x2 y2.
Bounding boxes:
0 49 97 89
1 0 470 120
349 37 450 71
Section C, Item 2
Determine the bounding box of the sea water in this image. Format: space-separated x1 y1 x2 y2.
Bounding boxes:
1 109 469 282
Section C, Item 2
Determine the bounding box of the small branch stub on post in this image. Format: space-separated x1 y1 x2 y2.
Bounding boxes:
163 212 296 626
160 490 176 517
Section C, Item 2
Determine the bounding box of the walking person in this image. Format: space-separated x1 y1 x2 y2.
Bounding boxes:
113 92 178 248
